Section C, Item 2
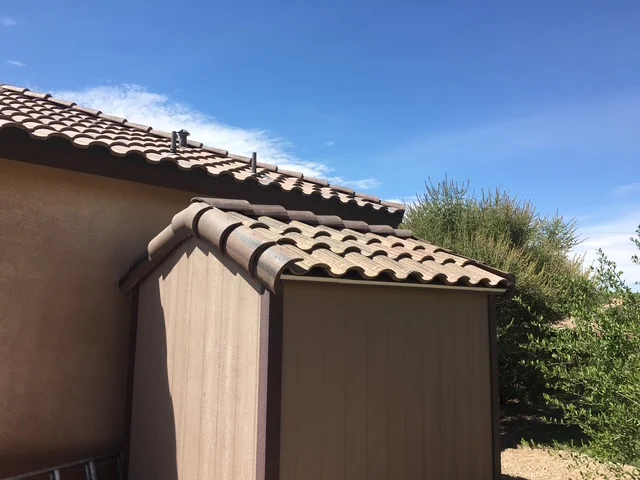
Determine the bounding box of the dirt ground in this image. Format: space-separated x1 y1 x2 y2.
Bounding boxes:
502 446 591 480
502 446 638 480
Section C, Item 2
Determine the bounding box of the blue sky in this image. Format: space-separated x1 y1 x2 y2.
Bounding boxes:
2 1 640 282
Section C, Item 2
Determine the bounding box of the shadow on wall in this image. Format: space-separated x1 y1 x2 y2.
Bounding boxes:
127 239 265 480
127 258 178 480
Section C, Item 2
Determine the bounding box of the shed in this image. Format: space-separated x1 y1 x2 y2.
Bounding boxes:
120 198 514 480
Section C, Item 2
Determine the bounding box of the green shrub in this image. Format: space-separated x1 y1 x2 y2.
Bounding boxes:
403 178 591 401
532 235 640 475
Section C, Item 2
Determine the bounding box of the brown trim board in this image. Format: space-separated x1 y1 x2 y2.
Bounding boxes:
0 128 403 227
488 295 501 479
257 287 284 480
122 286 139 480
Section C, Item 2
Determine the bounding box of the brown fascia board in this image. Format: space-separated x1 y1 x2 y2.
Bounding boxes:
0 127 404 227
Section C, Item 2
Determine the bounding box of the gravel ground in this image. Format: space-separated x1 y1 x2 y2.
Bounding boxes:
502 447 583 479
502 446 638 480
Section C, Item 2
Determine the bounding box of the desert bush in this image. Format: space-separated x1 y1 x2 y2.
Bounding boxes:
403 178 591 401
531 230 640 477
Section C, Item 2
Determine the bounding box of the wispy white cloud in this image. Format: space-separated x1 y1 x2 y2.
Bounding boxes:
614 182 640 198
324 140 335 147
53 84 378 189
385 195 418 206
7 60 26 67
0 16 16 27
337 178 380 190
572 210 640 287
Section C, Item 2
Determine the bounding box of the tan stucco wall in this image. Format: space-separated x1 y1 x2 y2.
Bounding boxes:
130 238 264 480
0 158 194 477
280 282 494 480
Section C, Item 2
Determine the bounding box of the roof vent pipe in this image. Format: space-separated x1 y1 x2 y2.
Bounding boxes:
251 152 257 174
177 129 190 147
170 131 177 153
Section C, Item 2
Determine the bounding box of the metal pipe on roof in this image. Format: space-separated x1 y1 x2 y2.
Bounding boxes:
170 131 177 153
251 152 257 174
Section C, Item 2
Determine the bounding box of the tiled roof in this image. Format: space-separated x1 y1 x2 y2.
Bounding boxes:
120 198 514 294
0 84 404 215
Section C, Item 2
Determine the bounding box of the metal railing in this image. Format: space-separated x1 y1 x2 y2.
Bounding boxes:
3 453 122 480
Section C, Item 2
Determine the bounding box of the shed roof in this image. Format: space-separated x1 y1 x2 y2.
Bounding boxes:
0 84 403 221
120 198 514 294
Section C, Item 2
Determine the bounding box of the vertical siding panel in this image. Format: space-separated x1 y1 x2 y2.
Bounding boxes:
295 298 323 480
423 297 442 479
474 297 494 479
217 275 240 479
386 316 406 480
321 312 346 480
131 240 262 480
171 253 191 477
163 251 178 389
279 311 298 480
200 252 223 478
454 300 471 480
129 274 173 479
366 314 387 480
234 279 260 480
405 313 424 480
466 296 484 478
345 315 367 480
439 299 457 479
182 248 207 480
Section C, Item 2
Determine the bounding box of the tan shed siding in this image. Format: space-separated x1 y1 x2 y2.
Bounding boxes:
0 158 193 477
129 238 264 480
280 282 493 480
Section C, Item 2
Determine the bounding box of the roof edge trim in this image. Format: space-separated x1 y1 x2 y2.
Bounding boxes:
280 274 508 294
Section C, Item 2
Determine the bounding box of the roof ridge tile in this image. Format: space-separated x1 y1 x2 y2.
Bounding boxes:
73 105 102 116
47 97 76 108
123 121 152 132
1 85 28 94
23 91 52 101
99 113 126 125
191 197 408 236
202 145 229 156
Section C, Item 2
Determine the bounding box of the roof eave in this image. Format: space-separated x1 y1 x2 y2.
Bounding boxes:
280 274 509 294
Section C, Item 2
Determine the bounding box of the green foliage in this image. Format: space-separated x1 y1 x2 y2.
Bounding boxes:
532 241 640 477
403 177 590 401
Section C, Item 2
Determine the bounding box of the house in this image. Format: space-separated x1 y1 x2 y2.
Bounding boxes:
0 83 513 480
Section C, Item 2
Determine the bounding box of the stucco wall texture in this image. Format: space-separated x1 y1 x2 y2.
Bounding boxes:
0 158 193 477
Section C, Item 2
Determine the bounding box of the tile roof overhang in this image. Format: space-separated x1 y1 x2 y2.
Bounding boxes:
119 198 515 295
0 84 404 226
